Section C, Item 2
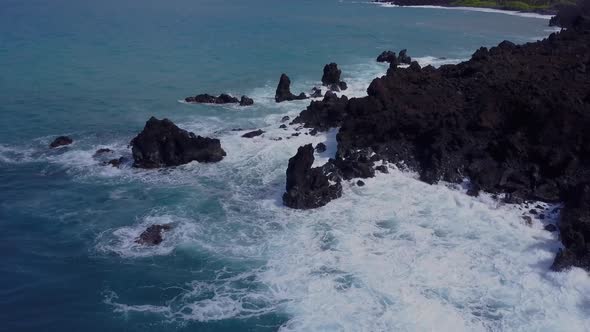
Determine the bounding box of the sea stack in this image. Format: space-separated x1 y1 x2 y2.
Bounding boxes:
275 74 308 102
130 117 226 168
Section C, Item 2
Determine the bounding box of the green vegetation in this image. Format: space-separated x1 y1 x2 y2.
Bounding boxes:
451 0 576 11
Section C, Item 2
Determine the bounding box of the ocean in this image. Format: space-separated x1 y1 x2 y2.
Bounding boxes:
1 0 588 331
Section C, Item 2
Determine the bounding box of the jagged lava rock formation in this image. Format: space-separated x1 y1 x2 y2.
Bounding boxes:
131 117 226 168
321 63 348 91
275 74 308 102
287 17 590 271
283 144 342 209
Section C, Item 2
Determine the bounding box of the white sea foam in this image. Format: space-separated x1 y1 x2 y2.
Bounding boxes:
372 2 553 20
96 214 201 258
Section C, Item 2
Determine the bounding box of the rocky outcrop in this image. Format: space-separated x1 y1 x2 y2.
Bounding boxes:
275 74 308 102
239 96 254 106
290 18 590 270
398 49 412 64
549 0 589 27
321 63 348 91
185 93 253 106
283 144 342 209
131 117 226 168
377 49 412 68
377 51 398 64
293 91 349 131
135 224 172 245
49 136 73 148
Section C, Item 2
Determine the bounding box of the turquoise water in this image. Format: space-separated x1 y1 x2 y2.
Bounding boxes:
3 1 589 331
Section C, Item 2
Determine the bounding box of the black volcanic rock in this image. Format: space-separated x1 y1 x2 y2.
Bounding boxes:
49 136 73 148
293 91 349 131
377 51 398 64
398 49 412 64
322 62 348 91
283 144 342 209
550 0 590 28
131 117 226 168
184 93 253 106
311 87 323 98
135 224 172 245
93 148 113 157
315 142 327 153
103 157 128 168
242 129 264 138
292 19 590 270
275 74 308 102
322 63 341 85
322 63 348 91
239 96 254 106
552 183 590 271
185 93 239 104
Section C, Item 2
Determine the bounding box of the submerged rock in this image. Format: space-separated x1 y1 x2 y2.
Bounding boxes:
242 129 264 138
275 74 308 102
93 148 113 157
283 144 342 209
103 157 128 168
49 136 73 148
135 224 172 246
130 117 226 168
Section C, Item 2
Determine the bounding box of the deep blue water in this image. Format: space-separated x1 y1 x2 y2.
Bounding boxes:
3 1 585 331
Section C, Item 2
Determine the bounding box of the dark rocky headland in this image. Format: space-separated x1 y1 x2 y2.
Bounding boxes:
284 10 590 272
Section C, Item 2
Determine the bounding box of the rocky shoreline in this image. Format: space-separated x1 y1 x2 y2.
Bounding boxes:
44 2 590 271
284 6 590 271
373 0 558 15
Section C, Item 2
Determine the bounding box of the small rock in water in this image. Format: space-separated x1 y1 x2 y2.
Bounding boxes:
239 95 254 106
375 165 389 174
103 157 128 168
93 148 113 157
242 129 264 138
279 124 287 129
357 180 365 187
291 133 300 137
135 224 173 245
522 216 533 226
281 116 290 122
544 224 558 232
50 136 73 148
529 209 538 215
315 142 327 153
